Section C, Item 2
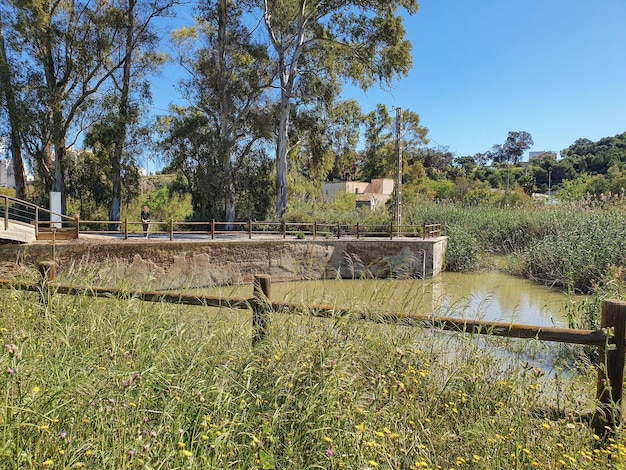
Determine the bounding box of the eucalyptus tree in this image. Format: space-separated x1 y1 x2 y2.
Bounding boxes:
292 97 364 184
6 0 126 212
161 0 274 222
261 0 419 216
0 11 27 199
89 0 177 228
359 104 428 181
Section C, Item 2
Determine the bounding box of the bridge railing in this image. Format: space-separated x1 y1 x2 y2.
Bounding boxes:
78 218 443 241
5 264 625 441
0 195 443 242
0 195 79 240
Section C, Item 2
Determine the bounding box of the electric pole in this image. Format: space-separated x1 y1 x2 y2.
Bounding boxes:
394 108 403 230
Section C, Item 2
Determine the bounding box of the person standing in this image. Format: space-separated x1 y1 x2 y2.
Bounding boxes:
140 205 150 238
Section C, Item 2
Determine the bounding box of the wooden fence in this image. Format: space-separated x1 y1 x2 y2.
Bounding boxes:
82 219 442 241
3 261 624 439
0 194 443 241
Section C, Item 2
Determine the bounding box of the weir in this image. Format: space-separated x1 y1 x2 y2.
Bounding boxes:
0 237 448 289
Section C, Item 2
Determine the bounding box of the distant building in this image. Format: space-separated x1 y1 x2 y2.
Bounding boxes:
0 159 34 188
0 160 15 188
322 178 394 210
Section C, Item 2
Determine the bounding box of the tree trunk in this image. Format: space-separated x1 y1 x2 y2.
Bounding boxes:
109 0 135 231
275 87 290 218
0 16 27 200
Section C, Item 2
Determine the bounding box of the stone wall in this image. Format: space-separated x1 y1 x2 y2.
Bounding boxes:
0 237 447 289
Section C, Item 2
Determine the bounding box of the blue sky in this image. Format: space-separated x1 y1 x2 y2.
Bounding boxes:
151 0 626 164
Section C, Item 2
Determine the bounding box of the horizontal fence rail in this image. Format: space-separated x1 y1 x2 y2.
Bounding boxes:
0 263 623 440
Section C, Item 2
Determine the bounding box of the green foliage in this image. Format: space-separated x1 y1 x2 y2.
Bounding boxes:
121 186 192 231
328 192 356 212
443 225 481 272
0 284 611 469
425 178 455 200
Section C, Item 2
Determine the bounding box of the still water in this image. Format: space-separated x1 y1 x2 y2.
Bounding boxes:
209 271 581 328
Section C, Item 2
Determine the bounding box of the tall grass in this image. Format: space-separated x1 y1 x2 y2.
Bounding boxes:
1 285 625 469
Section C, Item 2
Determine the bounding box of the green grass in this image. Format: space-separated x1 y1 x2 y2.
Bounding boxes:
2 283 625 469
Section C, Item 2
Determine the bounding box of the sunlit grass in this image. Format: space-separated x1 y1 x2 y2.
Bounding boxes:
1 281 624 469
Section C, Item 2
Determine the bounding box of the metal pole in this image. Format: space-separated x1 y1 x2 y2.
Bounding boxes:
395 108 403 231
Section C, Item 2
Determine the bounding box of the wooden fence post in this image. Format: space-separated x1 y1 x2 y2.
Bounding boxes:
594 299 626 438
37 260 57 306
124 218 128 240
252 274 271 345
4 196 8 230
170 220 174 241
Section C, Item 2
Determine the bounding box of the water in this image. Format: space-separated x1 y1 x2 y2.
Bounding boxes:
207 271 582 328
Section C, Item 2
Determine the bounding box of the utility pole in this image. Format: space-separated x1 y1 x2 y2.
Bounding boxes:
394 108 403 230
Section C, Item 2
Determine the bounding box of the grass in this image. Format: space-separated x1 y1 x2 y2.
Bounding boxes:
2 280 626 469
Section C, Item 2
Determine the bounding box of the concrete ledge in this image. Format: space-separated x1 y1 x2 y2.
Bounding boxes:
0 237 448 289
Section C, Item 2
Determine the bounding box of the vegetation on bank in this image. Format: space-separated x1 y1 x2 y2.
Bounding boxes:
1 282 623 469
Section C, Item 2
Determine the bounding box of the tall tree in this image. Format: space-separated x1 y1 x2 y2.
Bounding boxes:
261 0 419 216
161 0 274 222
491 131 534 165
8 0 123 212
93 0 176 228
0 11 27 199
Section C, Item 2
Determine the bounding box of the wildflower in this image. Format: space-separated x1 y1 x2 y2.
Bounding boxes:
5 343 20 359
6 368 14 374
128 450 136 457
182 450 192 458
323 436 333 443
368 460 378 467
43 459 54 466
326 447 333 457
32 386 41 395
177 441 186 449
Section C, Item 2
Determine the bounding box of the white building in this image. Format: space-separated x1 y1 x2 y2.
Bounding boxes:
0 160 15 188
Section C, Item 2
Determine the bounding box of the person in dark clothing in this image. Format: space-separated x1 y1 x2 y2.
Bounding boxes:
141 206 150 238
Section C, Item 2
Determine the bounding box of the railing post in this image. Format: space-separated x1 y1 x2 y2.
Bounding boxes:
211 220 215 240
170 220 174 241
35 207 39 238
313 221 317 238
4 196 8 230
252 274 271 345
124 218 129 240
337 223 340 239
75 215 80 239
423 223 428 239
356 222 360 239
282 220 286 239
248 220 252 239
594 299 626 438
389 222 393 240
37 260 57 306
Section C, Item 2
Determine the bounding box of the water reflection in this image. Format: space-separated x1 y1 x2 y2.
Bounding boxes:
211 271 583 328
